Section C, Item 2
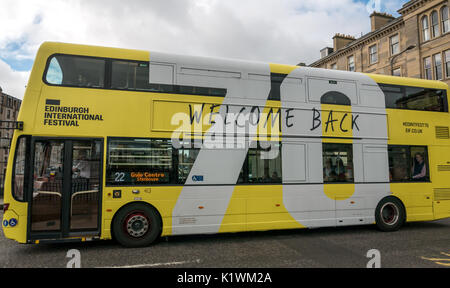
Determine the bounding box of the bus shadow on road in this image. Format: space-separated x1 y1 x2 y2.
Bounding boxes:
14 218 449 252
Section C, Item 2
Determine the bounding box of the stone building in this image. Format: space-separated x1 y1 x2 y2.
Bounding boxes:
0 87 22 196
309 0 450 86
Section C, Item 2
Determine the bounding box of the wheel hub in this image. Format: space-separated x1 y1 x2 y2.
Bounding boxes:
380 203 399 225
124 213 150 238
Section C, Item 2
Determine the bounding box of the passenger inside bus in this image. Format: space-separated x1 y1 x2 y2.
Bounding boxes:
72 149 91 179
335 159 346 181
270 171 281 182
412 153 427 181
323 158 335 182
388 147 428 182
322 153 353 183
345 160 353 180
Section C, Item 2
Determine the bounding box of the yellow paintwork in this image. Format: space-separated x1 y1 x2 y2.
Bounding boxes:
368 74 450 222
367 73 448 90
245 185 304 231
2 42 450 244
2 136 28 243
269 63 298 75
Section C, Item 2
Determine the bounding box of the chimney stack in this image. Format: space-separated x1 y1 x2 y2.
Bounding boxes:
332 34 355 51
370 12 395 31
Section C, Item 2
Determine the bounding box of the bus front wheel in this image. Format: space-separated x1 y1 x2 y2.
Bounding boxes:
375 197 405 232
112 203 162 247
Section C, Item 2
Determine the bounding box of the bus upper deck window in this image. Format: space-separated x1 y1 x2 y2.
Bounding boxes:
381 84 448 112
320 91 351 106
46 57 63 85
111 61 149 90
44 55 105 88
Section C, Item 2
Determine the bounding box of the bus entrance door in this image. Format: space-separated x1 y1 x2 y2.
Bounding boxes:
29 138 103 240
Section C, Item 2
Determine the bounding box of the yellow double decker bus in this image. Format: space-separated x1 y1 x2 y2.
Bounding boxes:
2 42 450 247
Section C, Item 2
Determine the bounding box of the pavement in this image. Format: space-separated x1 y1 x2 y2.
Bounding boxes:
0 197 3 210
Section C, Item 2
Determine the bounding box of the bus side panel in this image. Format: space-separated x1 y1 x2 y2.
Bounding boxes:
390 183 433 222
434 195 450 220
2 135 29 244
2 207 28 243
429 145 450 220
218 186 246 233
101 186 183 239
246 185 304 232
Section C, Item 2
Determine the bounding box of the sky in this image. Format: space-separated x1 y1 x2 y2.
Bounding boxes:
0 0 409 99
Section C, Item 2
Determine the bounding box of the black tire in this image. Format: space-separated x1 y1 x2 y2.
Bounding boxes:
375 197 405 232
112 203 161 248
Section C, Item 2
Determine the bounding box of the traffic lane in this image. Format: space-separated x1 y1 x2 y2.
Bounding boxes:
1 209 449 268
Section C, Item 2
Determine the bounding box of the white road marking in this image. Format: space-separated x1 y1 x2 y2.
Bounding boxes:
97 258 201 268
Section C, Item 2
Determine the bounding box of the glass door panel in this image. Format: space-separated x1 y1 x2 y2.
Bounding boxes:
31 140 64 232
70 140 102 231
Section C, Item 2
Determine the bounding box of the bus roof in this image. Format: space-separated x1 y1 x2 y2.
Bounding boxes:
365 73 448 90
37 42 449 91
38 41 150 62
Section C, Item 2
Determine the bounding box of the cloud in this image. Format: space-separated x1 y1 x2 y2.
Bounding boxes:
0 58 29 98
0 0 408 98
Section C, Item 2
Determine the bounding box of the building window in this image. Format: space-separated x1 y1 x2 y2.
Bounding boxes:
323 143 354 183
388 146 429 182
433 53 443 80
369 44 378 64
392 68 401 77
445 50 450 78
422 16 430 41
347 55 355 72
441 6 449 34
424 57 432 79
390 34 400 55
431 11 440 38
330 63 337 70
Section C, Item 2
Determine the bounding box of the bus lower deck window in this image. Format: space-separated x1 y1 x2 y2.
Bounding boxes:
388 145 429 182
322 143 354 183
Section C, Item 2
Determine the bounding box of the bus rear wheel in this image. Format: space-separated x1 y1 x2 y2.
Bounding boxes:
112 203 161 247
375 197 405 232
